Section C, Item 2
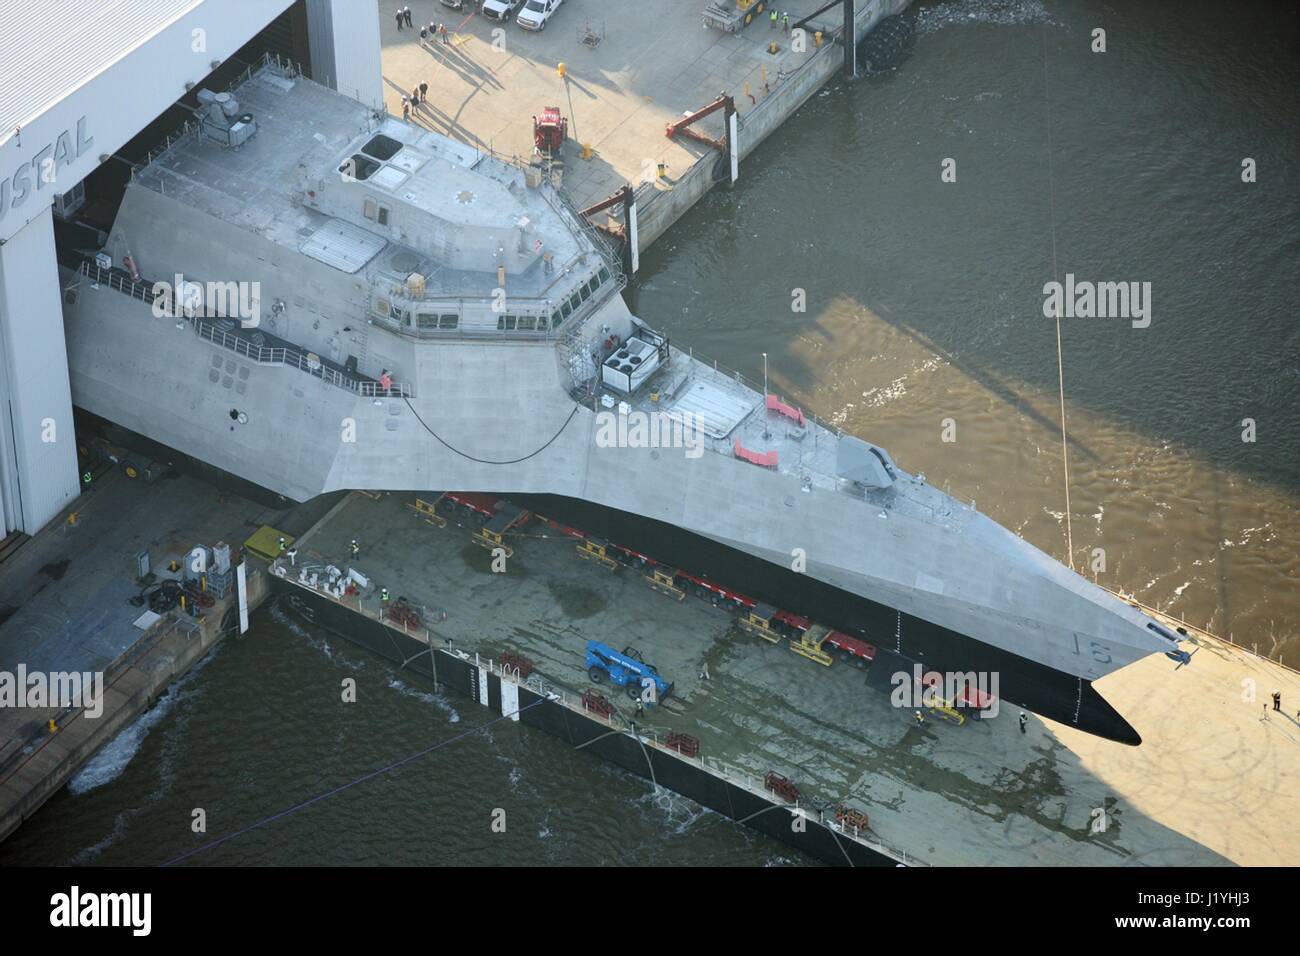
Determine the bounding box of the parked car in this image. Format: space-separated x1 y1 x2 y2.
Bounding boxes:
516 0 563 31
437 0 465 9
480 0 524 21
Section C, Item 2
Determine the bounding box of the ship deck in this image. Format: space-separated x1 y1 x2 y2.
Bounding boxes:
279 490 1300 866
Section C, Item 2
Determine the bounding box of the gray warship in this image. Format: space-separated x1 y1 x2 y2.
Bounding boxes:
57 61 1184 744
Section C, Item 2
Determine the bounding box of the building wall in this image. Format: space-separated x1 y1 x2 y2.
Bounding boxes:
305 0 384 109
0 0 295 532
0 207 78 533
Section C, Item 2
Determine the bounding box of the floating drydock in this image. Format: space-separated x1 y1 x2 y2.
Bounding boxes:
271 491 1300 867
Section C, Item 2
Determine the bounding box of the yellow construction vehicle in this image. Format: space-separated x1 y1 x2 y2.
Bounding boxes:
406 497 447 528
472 502 530 557
926 696 967 725
645 566 686 601
576 536 619 570
737 602 783 643
788 623 834 667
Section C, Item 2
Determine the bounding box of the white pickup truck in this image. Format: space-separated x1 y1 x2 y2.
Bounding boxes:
480 0 524 21
515 0 564 31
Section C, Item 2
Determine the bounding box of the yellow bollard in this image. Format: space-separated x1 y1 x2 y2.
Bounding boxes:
48 719 58 733
768 41 778 54
557 62 567 79
581 142 593 160
814 31 823 46
497 265 506 287
67 512 79 526
656 162 667 180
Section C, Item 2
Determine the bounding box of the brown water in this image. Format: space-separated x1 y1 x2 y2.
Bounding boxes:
2 0 1294 866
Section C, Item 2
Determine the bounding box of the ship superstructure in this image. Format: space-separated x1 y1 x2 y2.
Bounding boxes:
58 62 1183 744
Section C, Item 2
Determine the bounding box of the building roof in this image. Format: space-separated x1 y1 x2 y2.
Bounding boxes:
0 0 201 141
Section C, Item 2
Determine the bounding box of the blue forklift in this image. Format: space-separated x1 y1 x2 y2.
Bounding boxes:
585 641 673 705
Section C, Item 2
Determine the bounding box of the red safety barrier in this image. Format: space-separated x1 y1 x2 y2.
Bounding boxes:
765 394 805 427
733 439 778 469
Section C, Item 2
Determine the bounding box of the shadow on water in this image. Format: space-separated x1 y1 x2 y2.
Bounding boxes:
630 0 1300 498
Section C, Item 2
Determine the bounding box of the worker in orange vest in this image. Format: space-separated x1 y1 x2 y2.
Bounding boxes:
379 369 393 396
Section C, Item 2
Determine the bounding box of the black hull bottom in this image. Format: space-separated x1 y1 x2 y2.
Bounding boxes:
508 493 1142 746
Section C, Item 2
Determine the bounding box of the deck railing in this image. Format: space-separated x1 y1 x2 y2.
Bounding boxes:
76 260 412 399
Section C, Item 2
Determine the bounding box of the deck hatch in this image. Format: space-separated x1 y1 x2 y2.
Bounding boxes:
299 219 387 273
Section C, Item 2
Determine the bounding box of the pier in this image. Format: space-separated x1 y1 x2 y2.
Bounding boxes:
0 469 325 844
382 0 908 253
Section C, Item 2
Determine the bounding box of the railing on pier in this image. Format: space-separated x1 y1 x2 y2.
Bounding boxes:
468 650 920 866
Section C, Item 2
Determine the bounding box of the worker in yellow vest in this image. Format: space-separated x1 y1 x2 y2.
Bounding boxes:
770 8 777 27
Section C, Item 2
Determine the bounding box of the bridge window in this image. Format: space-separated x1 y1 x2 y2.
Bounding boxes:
377 205 391 227
598 266 610 283
516 316 537 331
551 310 563 328
438 314 458 330
363 198 376 219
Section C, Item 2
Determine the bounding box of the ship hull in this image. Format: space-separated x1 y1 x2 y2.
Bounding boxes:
510 492 1143 746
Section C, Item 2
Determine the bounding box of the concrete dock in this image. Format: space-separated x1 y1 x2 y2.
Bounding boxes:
0 467 334 843
274 490 1300 867
380 0 908 249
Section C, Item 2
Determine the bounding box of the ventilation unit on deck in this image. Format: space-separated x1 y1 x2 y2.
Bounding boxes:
196 89 257 147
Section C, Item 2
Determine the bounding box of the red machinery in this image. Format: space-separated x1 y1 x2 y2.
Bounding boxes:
533 107 567 161
500 650 535 679
387 597 421 630
764 771 801 804
581 689 615 720
835 805 870 834
665 731 701 759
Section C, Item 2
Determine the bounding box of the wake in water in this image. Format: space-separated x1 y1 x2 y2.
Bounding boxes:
385 676 461 723
915 0 1056 35
67 646 219 797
